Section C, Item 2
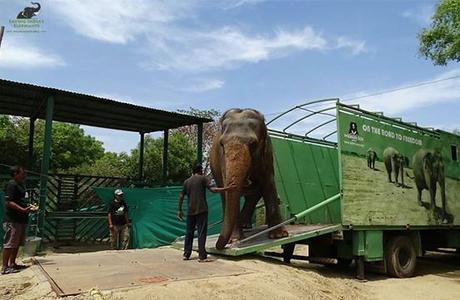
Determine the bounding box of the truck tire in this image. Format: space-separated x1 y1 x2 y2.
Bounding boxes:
385 235 417 278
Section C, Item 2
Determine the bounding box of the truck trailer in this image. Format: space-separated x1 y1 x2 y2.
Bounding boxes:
194 100 460 279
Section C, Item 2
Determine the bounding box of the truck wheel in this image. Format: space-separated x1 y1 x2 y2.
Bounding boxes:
385 235 417 278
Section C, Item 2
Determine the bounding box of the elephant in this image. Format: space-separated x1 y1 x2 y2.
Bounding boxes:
383 147 406 186
367 148 377 170
411 149 447 220
17 2 41 19
210 108 289 250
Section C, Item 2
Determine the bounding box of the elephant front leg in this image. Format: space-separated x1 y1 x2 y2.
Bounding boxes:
400 166 405 187
440 180 448 221
429 184 437 210
230 226 243 243
263 181 289 239
417 188 423 207
394 165 400 186
240 193 261 229
386 168 392 183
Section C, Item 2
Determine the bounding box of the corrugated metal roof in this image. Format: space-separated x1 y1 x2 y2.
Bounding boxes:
0 79 211 132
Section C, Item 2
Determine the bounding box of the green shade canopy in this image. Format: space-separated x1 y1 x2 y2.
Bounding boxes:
0 78 211 132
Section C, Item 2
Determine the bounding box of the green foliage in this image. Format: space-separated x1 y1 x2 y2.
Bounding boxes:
0 116 30 168
44 122 105 171
128 132 196 184
419 0 460 65
69 152 130 177
0 116 104 172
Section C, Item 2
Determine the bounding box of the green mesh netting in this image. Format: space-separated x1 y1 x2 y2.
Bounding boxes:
95 187 229 249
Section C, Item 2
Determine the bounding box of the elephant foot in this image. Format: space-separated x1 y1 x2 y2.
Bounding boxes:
269 225 289 239
230 229 243 243
241 223 253 230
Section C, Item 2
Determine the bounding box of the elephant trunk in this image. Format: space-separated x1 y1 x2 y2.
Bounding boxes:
215 139 251 250
32 2 41 10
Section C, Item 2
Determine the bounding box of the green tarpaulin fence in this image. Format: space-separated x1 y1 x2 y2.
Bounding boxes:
95 187 228 249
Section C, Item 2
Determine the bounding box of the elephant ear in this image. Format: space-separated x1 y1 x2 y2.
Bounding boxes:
262 126 276 167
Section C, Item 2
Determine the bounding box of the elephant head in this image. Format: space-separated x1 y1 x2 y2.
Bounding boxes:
423 151 444 182
211 109 270 249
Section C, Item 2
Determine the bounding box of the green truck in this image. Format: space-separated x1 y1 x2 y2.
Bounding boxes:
201 100 460 279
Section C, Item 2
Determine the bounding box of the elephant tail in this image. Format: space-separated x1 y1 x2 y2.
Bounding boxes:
405 170 415 180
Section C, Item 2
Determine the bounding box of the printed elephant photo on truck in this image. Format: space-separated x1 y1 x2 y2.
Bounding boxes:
383 147 410 188
406 148 454 223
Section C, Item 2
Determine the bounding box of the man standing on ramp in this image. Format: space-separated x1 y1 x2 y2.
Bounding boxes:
178 165 233 262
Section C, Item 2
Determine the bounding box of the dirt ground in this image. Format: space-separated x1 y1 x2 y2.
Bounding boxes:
0 246 458 300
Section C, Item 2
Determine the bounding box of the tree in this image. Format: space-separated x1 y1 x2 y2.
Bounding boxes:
69 152 130 177
0 115 105 173
128 132 196 184
419 0 460 65
0 116 29 169
41 122 105 171
174 108 221 175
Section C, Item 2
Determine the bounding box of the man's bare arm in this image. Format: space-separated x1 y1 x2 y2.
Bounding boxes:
5 201 30 214
207 184 236 193
177 192 184 221
108 213 113 229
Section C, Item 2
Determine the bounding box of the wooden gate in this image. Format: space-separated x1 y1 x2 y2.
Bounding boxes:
43 174 130 243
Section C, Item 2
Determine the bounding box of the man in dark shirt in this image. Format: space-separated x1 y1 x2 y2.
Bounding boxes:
2 166 30 275
177 165 234 262
107 189 130 250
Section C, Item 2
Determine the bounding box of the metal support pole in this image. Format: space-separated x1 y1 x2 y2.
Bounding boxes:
163 129 169 181
282 242 296 263
356 256 365 280
139 132 145 181
0 26 4 48
197 123 203 165
38 96 54 237
28 117 36 169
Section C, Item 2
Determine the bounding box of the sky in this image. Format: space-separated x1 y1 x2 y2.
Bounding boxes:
1 0 460 153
